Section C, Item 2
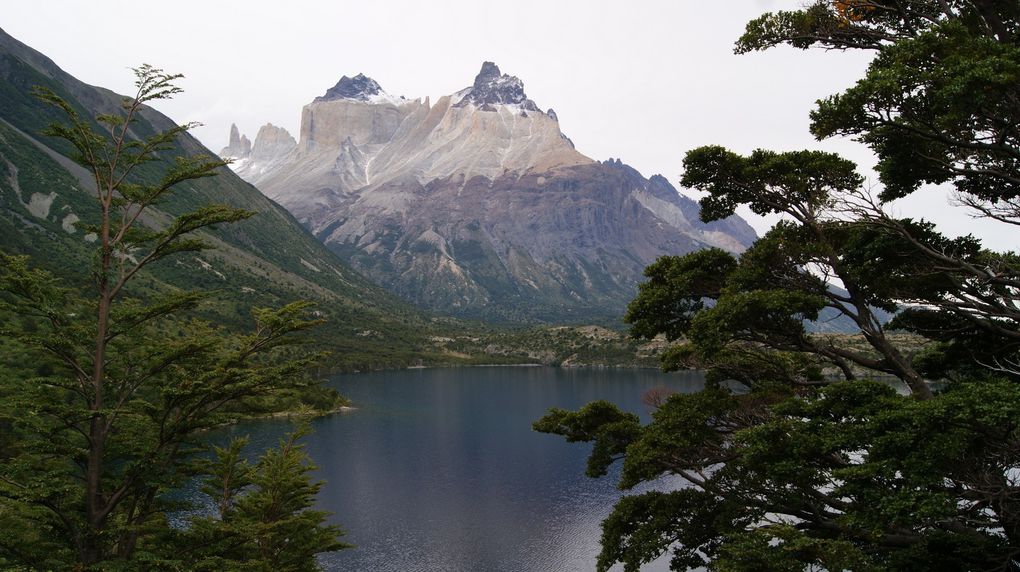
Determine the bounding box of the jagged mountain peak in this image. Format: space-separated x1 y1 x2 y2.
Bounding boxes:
220 62 756 323
475 61 502 83
315 73 403 104
220 123 251 159
457 61 540 112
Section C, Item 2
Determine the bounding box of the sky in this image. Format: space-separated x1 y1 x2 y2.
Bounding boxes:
3 1 1011 250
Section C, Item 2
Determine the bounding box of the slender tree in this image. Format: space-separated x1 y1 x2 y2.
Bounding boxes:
0 66 346 569
181 428 351 571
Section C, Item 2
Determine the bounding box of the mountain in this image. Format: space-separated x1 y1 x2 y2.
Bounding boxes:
225 62 756 323
0 27 445 370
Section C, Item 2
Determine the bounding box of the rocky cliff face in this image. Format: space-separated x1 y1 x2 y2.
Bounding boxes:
224 63 756 323
455 61 540 111
219 123 251 159
227 123 296 181
316 73 394 103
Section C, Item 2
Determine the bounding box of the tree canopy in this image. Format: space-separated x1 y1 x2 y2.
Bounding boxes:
537 2 1020 569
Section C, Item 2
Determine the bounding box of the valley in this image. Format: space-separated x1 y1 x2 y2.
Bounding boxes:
4 1 1010 569
222 62 755 323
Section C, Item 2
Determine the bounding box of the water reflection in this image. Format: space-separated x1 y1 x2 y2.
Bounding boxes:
211 367 704 571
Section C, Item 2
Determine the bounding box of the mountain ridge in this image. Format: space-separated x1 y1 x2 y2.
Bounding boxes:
0 26 450 369
222 61 756 323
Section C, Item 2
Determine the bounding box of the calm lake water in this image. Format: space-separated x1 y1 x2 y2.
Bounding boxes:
213 366 705 571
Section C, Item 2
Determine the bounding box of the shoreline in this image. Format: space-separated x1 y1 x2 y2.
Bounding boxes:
395 362 658 372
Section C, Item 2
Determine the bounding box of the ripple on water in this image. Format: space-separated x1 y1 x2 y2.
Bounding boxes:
195 367 703 571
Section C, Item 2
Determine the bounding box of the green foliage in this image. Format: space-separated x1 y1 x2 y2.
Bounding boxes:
660 343 824 390
739 1 1020 203
812 19 1020 201
689 289 825 355
533 401 641 478
181 428 351 571
539 2 1020 570
538 379 1020 571
682 146 862 221
0 66 346 569
714 526 875 572
596 490 739 572
625 249 736 341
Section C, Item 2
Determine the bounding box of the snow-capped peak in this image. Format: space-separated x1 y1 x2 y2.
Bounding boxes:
315 73 405 105
455 62 540 112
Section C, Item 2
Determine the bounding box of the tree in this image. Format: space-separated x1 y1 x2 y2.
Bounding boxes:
180 428 351 571
0 66 346 569
537 2 1020 569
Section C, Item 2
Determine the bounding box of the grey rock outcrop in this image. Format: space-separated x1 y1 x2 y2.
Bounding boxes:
455 62 540 112
219 123 251 159
222 62 757 323
315 73 392 103
251 123 296 162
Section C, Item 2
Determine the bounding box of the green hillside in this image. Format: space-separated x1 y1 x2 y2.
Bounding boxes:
0 27 443 371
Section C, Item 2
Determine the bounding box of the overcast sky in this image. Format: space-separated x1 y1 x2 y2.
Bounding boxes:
4 0 1011 250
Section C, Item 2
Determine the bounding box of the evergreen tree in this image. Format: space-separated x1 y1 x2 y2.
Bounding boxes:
181 428 351 571
537 2 1020 569
0 66 346 569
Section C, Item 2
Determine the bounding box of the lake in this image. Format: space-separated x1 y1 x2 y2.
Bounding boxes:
213 366 706 571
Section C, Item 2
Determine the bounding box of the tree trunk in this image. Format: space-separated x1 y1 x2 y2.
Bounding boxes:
82 201 112 564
